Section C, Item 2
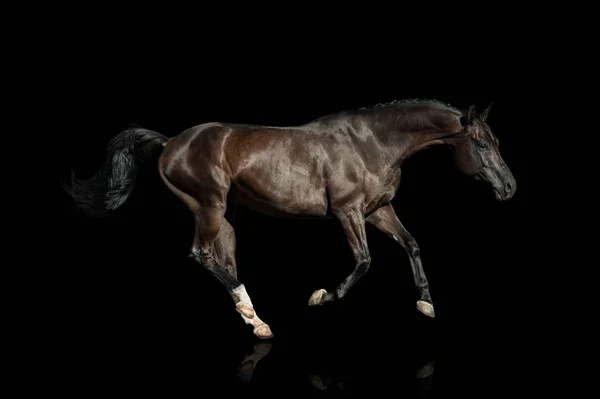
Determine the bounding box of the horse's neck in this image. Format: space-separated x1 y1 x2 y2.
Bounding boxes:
378 128 454 168
404 131 452 161
373 109 460 168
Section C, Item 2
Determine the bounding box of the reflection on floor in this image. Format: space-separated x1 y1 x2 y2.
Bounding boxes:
235 342 273 384
235 341 436 397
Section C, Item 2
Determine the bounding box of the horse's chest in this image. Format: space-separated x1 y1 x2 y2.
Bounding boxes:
364 169 402 213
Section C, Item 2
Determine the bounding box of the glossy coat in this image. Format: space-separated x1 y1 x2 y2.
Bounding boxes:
64 99 516 338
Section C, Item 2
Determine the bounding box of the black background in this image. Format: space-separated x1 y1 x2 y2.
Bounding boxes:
53 53 532 396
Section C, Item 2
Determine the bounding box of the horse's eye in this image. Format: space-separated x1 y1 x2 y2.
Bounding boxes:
477 141 488 149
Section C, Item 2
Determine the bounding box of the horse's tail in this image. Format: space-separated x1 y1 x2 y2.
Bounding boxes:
62 127 169 217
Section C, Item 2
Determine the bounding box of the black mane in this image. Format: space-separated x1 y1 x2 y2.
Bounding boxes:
309 99 463 131
357 98 462 113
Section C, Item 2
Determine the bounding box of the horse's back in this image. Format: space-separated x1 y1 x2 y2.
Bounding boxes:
163 121 325 168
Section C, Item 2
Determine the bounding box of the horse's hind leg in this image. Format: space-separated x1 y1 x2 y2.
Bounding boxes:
212 216 273 337
188 207 273 339
159 169 272 339
213 217 239 279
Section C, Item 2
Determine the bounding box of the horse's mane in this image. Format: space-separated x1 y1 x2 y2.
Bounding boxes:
357 98 462 113
310 98 463 125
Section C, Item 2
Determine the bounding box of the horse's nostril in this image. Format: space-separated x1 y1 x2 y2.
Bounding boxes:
505 182 512 194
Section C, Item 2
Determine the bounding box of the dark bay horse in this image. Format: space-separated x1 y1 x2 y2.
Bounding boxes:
64 99 516 339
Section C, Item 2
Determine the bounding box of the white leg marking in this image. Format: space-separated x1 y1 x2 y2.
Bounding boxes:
233 284 253 307
233 285 273 338
233 284 255 318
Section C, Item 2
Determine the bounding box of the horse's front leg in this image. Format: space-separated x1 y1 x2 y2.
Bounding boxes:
309 207 371 305
365 204 434 317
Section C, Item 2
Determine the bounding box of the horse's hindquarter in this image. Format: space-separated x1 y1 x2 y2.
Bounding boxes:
224 126 331 218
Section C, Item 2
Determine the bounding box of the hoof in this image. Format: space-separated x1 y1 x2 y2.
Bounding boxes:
236 304 255 319
417 300 435 318
308 289 327 306
253 323 273 339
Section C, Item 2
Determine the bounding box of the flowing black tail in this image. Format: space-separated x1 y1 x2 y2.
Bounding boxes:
63 127 169 217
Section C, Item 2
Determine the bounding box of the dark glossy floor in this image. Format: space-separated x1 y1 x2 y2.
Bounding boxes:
49 288 535 397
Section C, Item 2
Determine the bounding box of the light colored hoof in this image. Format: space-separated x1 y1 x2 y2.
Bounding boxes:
236 304 255 319
309 289 327 306
253 323 273 339
417 300 435 318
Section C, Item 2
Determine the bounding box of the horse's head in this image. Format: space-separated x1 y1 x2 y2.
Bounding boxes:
452 103 516 201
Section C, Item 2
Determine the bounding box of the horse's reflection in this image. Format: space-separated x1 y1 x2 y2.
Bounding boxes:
235 340 435 396
416 361 436 397
308 373 349 396
307 361 435 396
235 342 273 384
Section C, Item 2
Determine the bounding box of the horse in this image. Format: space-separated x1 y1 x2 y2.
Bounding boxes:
63 99 516 339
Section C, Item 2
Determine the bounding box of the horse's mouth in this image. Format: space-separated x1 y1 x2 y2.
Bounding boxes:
493 187 503 201
493 187 514 201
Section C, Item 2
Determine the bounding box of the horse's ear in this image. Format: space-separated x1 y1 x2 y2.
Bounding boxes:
480 102 493 122
462 104 477 126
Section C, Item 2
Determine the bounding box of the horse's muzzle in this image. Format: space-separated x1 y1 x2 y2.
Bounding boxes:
495 175 516 201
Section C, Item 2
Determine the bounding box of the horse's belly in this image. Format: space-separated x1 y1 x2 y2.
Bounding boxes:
224 129 329 218
230 178 329 219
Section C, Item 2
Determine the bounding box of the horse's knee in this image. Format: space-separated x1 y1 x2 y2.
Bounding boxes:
357 252 371 274
357 262 370 274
